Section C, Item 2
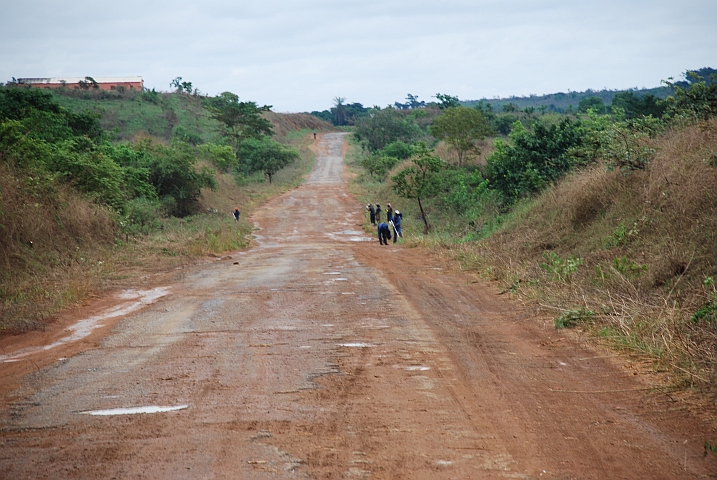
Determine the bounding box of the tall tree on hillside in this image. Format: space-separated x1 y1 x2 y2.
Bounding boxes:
204 92 273 153
430 106 493 167
332 96 347 126
392 143 445 233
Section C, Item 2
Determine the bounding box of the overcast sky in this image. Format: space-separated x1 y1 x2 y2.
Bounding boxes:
1 0 715 112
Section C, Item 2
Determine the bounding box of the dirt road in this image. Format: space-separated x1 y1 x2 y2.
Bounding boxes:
1 133 715 479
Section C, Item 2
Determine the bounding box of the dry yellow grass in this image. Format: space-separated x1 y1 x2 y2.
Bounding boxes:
458 118 717 391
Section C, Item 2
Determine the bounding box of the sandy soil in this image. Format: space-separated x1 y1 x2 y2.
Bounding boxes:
1 133 715 479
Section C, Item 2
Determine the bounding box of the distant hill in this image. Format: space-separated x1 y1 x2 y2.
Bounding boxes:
461 86 671 113
461 67 716 113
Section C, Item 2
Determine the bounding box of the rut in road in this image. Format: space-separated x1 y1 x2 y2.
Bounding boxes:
1 132 715 479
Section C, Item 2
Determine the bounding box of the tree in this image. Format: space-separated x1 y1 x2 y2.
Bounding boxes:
239 137 299 183
434 93 460 109
486 118 584 204
204 92 273 153
78 76 99 90
391 143 445 233
430 106 493 167
354 108 420 151
332 96 348 126
611 91 666 118
578 96 606 114
663 71 717 120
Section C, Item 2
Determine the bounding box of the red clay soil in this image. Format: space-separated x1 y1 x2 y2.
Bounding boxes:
0 133 715 479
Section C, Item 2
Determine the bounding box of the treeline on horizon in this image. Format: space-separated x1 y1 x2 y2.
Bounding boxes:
310 67 716 126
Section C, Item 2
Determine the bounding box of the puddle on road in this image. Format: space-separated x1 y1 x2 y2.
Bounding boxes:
334 278 348 281
406 366 431 371
337 343 375 348
79 404 188 416
0 287 171 363
323 272 342 275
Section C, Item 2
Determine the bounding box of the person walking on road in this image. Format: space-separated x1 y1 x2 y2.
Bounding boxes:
392 210 403 243
233 208 240 222
375 204 382 223
377 222 391 245
386 203 393 224
367 204 376 225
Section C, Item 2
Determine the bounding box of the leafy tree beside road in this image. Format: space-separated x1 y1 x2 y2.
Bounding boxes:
238 137 299 184
391 143 445 233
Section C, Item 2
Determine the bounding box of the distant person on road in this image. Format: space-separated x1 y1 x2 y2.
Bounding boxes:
377 222 391 245
375 204 382 223
367 204 376 225
392 210 402 243
386 203 393 223
313 132 317 140
233 208 240 222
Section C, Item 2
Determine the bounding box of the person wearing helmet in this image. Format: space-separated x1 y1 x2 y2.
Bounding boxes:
232 208 240 222
377 221 391 245
392 210 403 243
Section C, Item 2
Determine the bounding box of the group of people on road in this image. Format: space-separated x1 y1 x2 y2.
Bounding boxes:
366 203 403 245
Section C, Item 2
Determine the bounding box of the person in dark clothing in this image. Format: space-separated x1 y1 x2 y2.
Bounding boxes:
233 208 240 222
375 204 382 223
392 210 402 243
377 222 391 245
385 203 393 224
367 204 376 225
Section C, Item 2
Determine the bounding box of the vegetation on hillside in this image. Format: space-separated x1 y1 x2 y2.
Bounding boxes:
0 83 332 332
348 68 717 394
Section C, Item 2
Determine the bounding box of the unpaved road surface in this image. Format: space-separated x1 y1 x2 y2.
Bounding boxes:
1 133 716 479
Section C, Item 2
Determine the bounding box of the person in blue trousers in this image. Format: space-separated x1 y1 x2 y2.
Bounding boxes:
377 222 391 245
392 210 402 243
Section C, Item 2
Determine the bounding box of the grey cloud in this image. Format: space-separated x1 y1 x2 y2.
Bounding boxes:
1 0 716 111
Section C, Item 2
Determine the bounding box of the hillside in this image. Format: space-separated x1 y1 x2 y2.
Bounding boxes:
0 86 334 332
346 70 717 395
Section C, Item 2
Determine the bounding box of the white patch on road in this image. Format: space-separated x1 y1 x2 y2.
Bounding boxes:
0 287 170 362
337 343 375 348
79 405 188 416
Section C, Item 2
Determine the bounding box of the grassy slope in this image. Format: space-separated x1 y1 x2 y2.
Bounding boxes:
51 89 222 143
464 118 717 388
0 91 334 333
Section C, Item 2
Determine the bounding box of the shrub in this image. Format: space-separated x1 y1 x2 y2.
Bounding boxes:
486 118 585 204
555 307 596 329
539 251 583 282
